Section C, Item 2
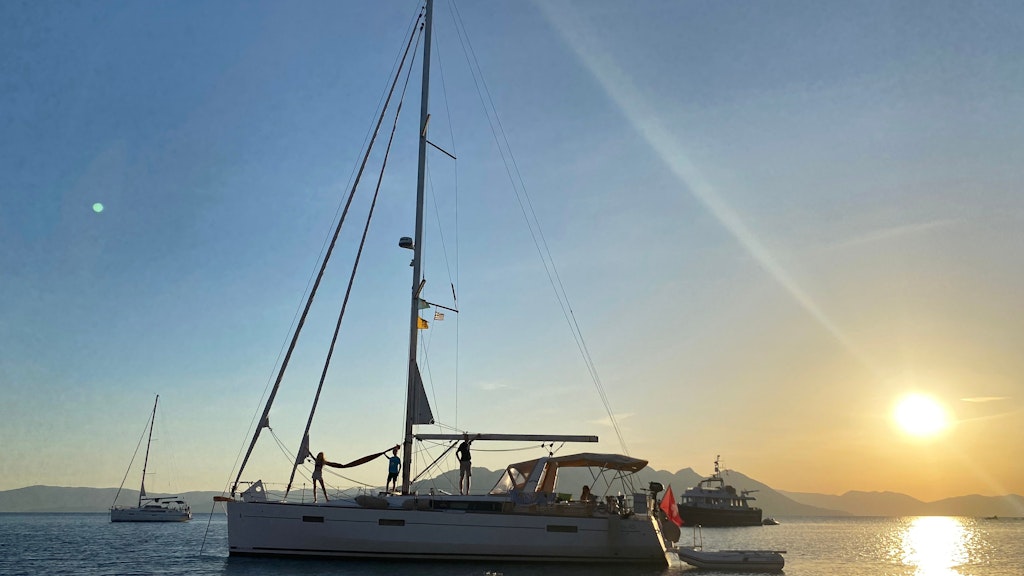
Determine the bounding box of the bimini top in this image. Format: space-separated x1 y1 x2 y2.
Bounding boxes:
491 453 649 496
509 453 649 474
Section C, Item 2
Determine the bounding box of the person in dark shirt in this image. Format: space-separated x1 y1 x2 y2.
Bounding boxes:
456 433 480 495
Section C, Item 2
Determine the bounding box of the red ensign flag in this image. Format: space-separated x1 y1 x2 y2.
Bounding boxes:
660 485 683 526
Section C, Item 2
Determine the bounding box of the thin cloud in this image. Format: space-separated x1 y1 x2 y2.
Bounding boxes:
828 219 958 251
961 396 1011 403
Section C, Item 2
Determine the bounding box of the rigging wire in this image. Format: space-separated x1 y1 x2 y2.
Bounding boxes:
223 5 428 496
150 402 188 500
224 0 631 500
111 411 152 506
448 0 629 454
428 13 461 320
231 6 427 497
270 427 376 491
414 165 464 449
285 18 424 498
323 467 378 490
418 318 444 436
411 440 458 484
408 11 464 466
426 3 462 430
268 427 296 466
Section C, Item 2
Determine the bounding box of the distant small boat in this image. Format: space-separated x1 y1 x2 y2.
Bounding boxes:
110 395 191 523
762 516 780 525
676 547 785 572
983 515 999 520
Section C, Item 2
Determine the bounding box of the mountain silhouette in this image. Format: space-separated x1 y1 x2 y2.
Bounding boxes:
3 468 1021 517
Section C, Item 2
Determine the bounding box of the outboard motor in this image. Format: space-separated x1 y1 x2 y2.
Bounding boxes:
648 481 664 500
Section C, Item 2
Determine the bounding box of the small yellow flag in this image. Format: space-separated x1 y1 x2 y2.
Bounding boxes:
417 317 429 329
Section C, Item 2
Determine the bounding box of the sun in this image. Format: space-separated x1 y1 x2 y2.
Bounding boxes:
893 394 951 437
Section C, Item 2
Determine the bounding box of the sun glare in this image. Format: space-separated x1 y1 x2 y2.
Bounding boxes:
898 516 971 574
894 394 951 438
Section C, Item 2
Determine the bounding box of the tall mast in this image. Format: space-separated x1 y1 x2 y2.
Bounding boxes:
139 394 158 507
402 0 433 495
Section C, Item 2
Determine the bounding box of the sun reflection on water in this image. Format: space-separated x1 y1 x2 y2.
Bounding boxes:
897 517 974 575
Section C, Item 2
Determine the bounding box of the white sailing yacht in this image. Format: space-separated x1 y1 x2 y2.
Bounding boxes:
111 395 192 522
221 0 672 563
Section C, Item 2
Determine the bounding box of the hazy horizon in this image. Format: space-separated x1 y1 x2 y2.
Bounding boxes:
6 466 1023 505
2 459 1021 506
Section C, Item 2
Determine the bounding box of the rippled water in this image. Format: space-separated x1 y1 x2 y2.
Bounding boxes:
1 513 1020 575
677 516 1020 576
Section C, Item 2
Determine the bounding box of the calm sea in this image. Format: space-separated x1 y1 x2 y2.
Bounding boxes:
1 513 1021 575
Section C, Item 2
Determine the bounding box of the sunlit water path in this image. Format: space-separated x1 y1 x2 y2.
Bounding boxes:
1 513 1020 575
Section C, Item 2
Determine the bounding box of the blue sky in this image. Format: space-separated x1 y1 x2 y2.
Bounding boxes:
2 0 1022 502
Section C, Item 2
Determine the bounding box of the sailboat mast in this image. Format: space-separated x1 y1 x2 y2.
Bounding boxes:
402 0 433 496
139 394 158 507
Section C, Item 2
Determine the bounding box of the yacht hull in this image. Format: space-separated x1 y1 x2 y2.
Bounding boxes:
110 507 192 522
677 505 762 527
225 500 668 562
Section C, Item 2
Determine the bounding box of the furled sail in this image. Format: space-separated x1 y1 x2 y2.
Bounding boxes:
295 434 310 466
412 364 434 425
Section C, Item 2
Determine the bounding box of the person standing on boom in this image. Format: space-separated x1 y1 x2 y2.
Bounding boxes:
457 433 480 495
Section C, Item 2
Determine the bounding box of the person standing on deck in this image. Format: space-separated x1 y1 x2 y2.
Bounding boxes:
385 446 402 493
308 451 342 503
457 433 480 495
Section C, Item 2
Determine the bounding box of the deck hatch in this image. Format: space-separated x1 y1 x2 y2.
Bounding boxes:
379 519 406 526
302 516 325 523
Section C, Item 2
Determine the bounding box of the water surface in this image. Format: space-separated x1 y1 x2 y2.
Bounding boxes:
1 513 1020 575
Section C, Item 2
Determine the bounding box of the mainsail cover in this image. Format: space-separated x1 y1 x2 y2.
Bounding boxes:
412 364 434 425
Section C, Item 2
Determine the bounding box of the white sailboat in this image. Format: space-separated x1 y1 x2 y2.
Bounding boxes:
221 0 672 563
111 395 192 522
